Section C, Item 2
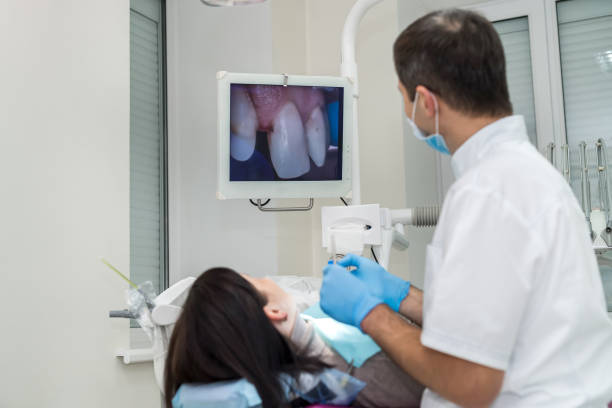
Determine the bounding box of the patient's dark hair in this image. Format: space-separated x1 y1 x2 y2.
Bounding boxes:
164 267 327 408
394 8 512 117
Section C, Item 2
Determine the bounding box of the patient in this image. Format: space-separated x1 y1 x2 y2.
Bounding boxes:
164 267 423 408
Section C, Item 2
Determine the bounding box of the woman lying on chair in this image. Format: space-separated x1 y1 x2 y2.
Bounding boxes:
164 267 424 408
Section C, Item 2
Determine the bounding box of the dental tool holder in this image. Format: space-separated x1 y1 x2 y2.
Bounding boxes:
542 140 612 250
110 277 196 390
322 204 438 269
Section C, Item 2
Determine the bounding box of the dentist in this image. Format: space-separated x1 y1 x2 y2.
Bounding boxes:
319 8 612 408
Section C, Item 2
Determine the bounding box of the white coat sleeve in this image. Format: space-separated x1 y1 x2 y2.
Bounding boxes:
421 185 543 371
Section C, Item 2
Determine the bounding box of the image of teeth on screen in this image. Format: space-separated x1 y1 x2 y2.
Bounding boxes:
229 84 343 181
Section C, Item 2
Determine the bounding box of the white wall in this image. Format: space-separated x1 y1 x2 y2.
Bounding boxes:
167 0 319 283
167 0 274 281
0 1 158 406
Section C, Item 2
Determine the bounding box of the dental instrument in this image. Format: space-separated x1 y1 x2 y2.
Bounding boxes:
101 257 156 311
110 276 196 389
579 141 595 240
321 204 437 269
330 232 338 264
561 144 571 183
546 141 612 250
597 139 612 246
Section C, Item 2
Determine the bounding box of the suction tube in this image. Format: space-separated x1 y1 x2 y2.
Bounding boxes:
390 207 440 227
412 206 440 227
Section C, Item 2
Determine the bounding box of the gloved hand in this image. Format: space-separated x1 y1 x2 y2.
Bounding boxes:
320 263 383 330
338 254 410 312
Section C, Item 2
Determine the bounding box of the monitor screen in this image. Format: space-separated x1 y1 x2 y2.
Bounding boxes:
229 84 344 182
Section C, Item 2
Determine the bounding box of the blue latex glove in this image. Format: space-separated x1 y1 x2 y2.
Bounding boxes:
320 263 383 330
338 254 411 312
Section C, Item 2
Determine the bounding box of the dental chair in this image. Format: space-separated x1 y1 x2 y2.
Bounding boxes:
110 276 356 407
109 277 196 390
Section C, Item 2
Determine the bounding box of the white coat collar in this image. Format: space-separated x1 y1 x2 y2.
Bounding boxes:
450 115 529 179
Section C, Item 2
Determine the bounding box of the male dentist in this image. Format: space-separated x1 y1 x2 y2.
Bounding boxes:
320 8 612 407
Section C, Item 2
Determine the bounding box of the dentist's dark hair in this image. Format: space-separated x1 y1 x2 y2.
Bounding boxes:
164 267 327 408
394 8 512 117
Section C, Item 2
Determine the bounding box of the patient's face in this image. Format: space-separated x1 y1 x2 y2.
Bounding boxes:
242 275 297 338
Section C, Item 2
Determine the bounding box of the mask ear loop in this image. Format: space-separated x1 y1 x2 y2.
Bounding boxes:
432 94 439 135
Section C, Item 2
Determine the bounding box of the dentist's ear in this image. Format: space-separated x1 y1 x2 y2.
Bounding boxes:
263 305 288 322
415 85 437 119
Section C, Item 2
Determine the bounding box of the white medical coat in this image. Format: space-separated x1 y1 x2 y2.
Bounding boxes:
421 116 612 407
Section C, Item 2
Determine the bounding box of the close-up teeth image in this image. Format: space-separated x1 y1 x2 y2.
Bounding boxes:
229 83 343 182
286 86 326 123
248 84 286 130
305 105 330 167
268 102 310 179
229 86 258 161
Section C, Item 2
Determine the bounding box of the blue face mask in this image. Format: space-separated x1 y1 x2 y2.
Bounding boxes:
405 92 450 155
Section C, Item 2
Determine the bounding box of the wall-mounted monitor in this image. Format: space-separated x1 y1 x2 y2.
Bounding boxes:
216 71 352 199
